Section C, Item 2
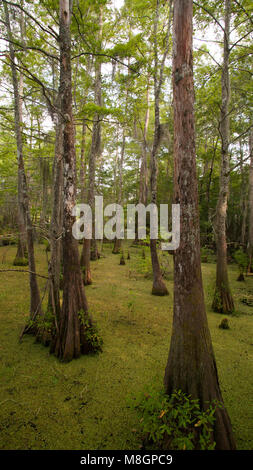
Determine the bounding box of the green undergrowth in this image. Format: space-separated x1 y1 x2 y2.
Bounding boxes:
129 388 220 450
0 243 252 450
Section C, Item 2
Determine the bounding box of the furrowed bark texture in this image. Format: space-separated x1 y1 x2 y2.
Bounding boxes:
52 0 93 361
48 116 64 319
79 119 87 203
164 0 236 450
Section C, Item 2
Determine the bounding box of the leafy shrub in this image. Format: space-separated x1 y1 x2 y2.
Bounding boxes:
78 310 103 353
130 388 221 450
29 310 56 335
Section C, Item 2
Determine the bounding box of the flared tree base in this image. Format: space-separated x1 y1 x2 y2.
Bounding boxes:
13 257 28 266
112 238 121 254
164 351 236 449
212 286 234 314
152 278 169 296
90 251 99 261
51 271 102 362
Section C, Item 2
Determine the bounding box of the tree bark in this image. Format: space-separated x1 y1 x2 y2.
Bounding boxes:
206 137 218 219
39 156 50 235
247 128 253 272
10 2 27 265
139 80 150 207
79 119 87 203
239 140 247 246
81 7 103 267
79 56 92 205
4 2 41 321
112 131 125 254
52 0 95 361
212 0 234 314
164 0 236 450
48 116 64 320
149 0 172 296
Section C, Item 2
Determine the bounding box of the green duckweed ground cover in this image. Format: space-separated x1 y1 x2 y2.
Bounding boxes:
0 243 252 450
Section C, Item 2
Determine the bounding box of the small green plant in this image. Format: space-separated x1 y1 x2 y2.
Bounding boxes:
78 310 103 352
219 318 230 329
36 311 56 334
127 300 135 313
130 388 221 450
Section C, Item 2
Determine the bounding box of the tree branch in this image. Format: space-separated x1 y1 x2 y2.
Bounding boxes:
71 51 139 74
233 0 253 27
193 1 225 33
230 124 253 145
1 0 59 40
0 36 59 61
0 269 49 279
195 47 222 68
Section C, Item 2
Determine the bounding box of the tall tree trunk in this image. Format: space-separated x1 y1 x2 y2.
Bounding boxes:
90 7 103 262
79 57 92 204
112 132 125 254
11 3 27 265
247 128 253 272
139 80 150 206
79 119 87 203
43 58 63 325
164 0 236 450
4 2 41 321
206 137 218 219
212 0 234 314
149 0 172 296
81 7 103 268
48 117 63 322
52 0 95 361
39 156 50 238
239 139 247 246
